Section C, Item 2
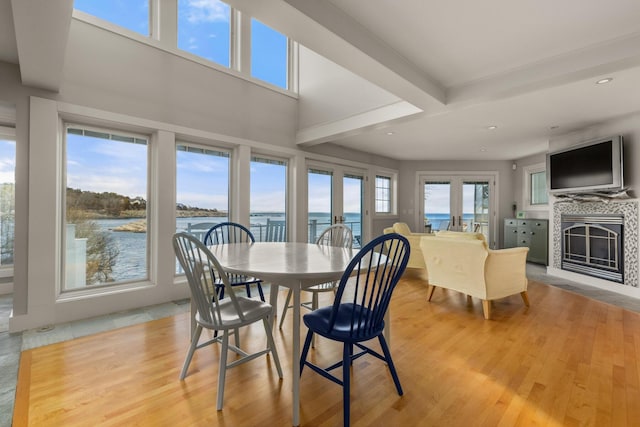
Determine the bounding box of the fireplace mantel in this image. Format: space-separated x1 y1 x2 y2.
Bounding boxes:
552 200 639 288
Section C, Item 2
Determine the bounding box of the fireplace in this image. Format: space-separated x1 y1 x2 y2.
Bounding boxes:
553 200 639 288
561 214 624 282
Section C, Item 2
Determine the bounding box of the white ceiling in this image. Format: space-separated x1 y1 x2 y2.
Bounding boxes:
4 0 640 161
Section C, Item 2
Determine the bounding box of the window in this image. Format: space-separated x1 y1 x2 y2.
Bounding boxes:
74 0 150 36
251 18 288 89
175 144 230 272
0 127 15 271
64 126 149 290
250 156 288 242
523 163 548 210
375 175 392 213
177 0 231 67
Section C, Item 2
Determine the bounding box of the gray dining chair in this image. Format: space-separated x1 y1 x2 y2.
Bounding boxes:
278 224 353 343
173 232 283 410
265 218 287 242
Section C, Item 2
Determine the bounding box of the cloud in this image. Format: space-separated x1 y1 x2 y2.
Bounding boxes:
183 0 229 24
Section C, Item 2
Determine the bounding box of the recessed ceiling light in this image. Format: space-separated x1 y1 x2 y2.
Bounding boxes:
596 77 613 85
487 126 497 130
480 147 487 152
386 131 394 135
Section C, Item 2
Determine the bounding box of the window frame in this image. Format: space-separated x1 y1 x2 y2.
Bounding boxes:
61 122 152 295
523 162 548 211
249 154 290 242
373 172 397 217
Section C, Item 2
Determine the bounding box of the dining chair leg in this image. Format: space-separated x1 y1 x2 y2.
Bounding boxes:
378 334 403 395
300 329 314 375
257 283 265 302
217 331 230 410
279 289 293 329
245 284 252 298
234 328 240 349
180 324 203 380
342 343 351 427
263 318 283 378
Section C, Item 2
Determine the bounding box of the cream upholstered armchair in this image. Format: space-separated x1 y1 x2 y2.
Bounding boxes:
420 236 529 319
383 222 431 271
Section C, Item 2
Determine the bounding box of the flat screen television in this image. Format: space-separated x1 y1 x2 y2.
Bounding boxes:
546 135 624 194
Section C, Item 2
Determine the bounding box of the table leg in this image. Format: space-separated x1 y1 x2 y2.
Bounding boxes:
269 283 279 329
292 284 301 426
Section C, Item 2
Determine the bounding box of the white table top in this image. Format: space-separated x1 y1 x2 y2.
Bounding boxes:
208 242 355 286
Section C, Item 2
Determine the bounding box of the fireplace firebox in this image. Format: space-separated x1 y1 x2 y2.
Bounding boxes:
561 214 624 283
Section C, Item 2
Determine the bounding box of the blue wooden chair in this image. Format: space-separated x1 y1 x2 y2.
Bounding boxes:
203 222 265 302
299 233 410 426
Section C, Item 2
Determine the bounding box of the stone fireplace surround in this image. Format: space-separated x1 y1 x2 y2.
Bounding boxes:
552 200 639 288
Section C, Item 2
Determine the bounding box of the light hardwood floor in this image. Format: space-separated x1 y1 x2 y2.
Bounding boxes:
13 275 640 426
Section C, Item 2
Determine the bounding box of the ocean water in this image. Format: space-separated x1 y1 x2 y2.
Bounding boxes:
91 212 362 282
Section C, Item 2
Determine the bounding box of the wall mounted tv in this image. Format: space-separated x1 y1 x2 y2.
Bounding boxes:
546 135 624 194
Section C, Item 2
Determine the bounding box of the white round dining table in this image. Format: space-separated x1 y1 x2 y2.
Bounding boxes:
208 242 356 426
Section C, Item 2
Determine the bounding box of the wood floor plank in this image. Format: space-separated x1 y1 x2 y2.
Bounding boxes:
13 278 640 426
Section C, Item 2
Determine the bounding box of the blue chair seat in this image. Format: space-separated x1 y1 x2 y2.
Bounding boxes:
303 303 383 342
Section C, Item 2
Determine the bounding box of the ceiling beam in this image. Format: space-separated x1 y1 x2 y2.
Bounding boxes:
11 0 74 92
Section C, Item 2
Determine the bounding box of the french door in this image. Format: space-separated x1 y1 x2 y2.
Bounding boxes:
420 173 496 247
307 163 365 248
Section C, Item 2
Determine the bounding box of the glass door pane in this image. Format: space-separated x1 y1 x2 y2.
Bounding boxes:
424 181 451 232
462 180 490 240
308 169 332 243
343 174 363 248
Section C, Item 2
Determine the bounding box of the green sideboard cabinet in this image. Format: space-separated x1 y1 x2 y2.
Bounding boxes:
503 218 548 265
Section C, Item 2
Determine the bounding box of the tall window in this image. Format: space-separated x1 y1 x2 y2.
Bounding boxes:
523 163 548 210
64 126 149 290
531 171 548 205
177 0 231 67
251 18 288 89
375 175 391 213
175 144 230 272
250 156 287 242
0 128 15 271
74 0 150 36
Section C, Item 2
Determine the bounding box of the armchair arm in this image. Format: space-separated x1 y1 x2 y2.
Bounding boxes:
484 247 529 299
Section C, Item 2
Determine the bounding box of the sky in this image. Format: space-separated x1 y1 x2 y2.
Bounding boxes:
0 139 15 185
